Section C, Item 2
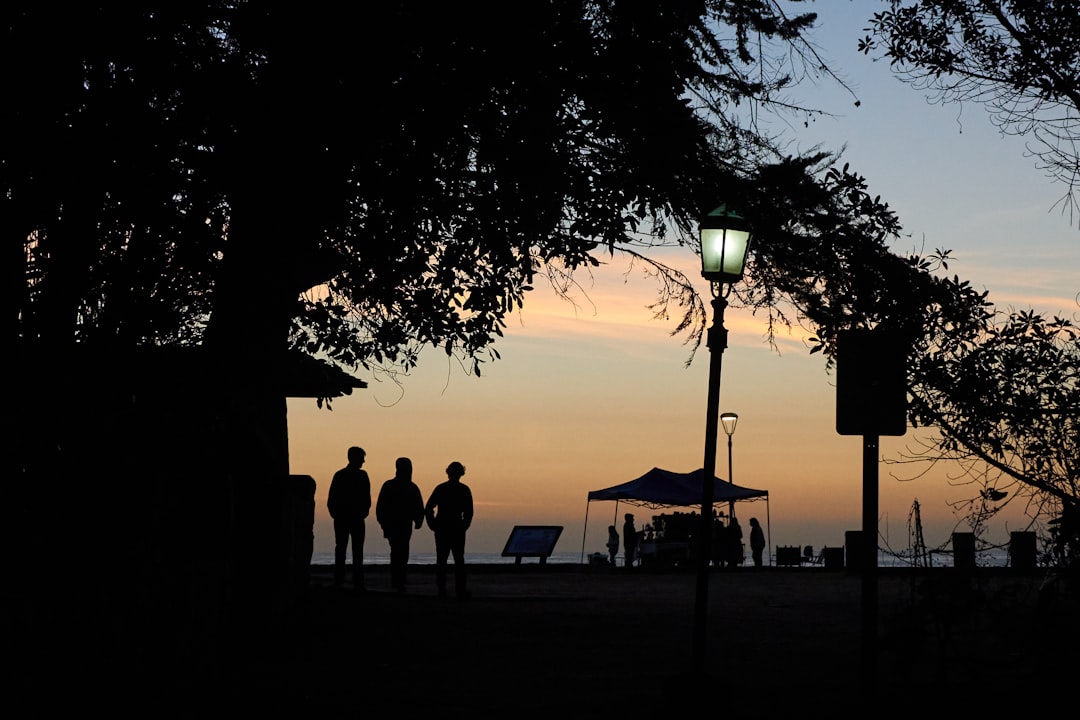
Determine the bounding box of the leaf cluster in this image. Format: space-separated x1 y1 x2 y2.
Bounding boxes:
6 1 838 380
859 0 1080 222
10 2 1080 535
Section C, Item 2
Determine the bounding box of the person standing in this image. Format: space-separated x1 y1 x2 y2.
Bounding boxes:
606 525 620 566
727 515 744 568
749 517 766 568
376 457 425 592
327 446 371 591
424 461 473 599
710 512 728 568
622 513 638 569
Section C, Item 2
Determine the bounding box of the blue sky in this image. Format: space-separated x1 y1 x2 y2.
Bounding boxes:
808 3 1079 313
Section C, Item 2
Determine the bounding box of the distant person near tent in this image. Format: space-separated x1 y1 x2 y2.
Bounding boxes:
749 517 766 567
580 467 770 567
623 513 638 568
711 513 728 568
727 515 744 568
606 525 620 566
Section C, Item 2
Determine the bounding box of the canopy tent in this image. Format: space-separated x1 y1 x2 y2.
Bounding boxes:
581 467 771 564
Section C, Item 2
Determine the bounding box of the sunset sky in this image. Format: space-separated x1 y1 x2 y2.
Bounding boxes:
287 6 1080 563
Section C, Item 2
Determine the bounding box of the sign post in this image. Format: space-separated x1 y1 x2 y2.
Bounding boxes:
836 328 907 696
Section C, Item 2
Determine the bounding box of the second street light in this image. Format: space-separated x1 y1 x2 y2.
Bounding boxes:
721 411 739 520
692 204 752 677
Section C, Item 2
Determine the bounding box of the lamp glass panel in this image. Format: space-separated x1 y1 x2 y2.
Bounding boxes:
701 228 749 277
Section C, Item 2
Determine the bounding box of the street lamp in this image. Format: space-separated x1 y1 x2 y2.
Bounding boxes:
721 411 739 520
692 204 752 677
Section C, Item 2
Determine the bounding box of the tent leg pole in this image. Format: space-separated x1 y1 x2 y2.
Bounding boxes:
766 498 772 567
581 501 591 564
612 502 620 566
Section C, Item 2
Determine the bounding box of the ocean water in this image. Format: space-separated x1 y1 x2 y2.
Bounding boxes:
312 546 1015 568
312 551 585 566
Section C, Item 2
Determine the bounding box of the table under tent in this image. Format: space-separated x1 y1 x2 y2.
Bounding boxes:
581 467 770 568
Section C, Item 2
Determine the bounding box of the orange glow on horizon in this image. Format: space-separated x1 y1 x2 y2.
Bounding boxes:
289 258 1035 563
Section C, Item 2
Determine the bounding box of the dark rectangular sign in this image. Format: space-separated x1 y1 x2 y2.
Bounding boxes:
501 525 563 558
836 328 908 436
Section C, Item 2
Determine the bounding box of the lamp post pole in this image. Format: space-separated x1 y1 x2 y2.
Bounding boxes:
721 412 738 520
692 202 752 679
726 430 735 519
692 291 728 675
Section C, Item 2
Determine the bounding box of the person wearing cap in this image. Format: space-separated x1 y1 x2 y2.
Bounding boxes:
424 461 473 599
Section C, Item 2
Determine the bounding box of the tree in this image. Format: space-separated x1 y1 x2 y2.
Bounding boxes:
859 0 1080 224
18 1 958 703
13 0 1049 702
895 306 1080 565
853 1 1080 560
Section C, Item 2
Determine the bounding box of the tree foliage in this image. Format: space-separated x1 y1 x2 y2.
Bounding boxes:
13 2 1065 536
894 305 1080 562
3 3 1020 500
856 0 1080 560
6 3 813 370
4 5 231 348
6 2 931 381
860 0 1080 223
23 3 1080 693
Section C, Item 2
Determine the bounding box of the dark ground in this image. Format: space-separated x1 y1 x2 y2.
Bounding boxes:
279 564 1074 715
8 562 1076 716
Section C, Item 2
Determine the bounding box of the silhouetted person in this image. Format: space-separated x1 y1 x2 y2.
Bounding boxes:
376 457 425 592
425 461 473 599
327 446 371 591
606 525 620 566
727 515 744 568
623 513 638 568
711 513 728 568
749 517 765 567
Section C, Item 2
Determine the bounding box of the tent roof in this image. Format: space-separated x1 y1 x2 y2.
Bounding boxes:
587 467 767 509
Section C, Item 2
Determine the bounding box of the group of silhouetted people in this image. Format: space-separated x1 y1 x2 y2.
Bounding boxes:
601 514 639 568
609 510 767 569
710 515 744 568
712 514 766 568
327 446 474 598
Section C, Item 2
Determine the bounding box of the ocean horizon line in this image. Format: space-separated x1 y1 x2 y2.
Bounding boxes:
312 546 1014 569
